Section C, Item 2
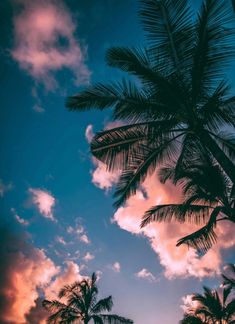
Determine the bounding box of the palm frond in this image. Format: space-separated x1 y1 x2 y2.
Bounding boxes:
141 204 212 227
113 132 182 208
176 207 221 252
191 0 235 102
92 296 113 314
66 79 148 117
91 121 180 171
98 314 133 324
139 0 193 70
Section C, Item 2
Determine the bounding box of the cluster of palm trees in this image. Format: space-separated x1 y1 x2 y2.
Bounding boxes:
66 0 235 253
53 0 235 323
180 264 235 323
42 273 133 323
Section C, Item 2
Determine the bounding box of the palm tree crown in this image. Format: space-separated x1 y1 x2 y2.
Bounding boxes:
141 154 235 253
42 273 133 324
188 285 235 323
67 0 235 210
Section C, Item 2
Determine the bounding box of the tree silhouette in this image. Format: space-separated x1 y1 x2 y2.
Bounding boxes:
141 154 235 253
42 273 133 324
180 314 205 324
67 0 235 211
181 280 235 324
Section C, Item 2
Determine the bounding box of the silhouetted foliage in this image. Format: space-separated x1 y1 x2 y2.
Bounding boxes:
180 268 235 323
141 154 235 252
42 273 133 324
67 0 235 213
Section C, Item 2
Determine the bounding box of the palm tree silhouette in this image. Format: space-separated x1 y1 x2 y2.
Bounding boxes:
180 314 205 324
67 0 235 209
42 273 133 324
141 155 235 253
189 285 235 324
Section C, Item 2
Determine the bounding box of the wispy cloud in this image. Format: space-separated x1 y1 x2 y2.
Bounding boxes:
85 124 94 143
67 224 91 244
83 252 95 262
11 0 90 90
0 179 13 197
135 268 158 283
11 208 29 226
111 262 121 273
56 236 67 245
29 188 56 221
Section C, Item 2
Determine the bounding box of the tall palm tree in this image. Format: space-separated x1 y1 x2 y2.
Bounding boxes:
42 273 133 324
141 155 235 253
188 285 235 324
67 0 235 209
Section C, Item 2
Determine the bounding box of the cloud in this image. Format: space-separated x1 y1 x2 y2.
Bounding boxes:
111 262 121 273
80 234 90 244
91 157 120 191
0 226 87 323
0 179 13 197
85 123 121 192
83 252 95 262
0 227 59 324
11 0 90 90
29 188 56 221
135 268 157 283
111 174 235 279
56 235 67 245
44 261 85 301
181 295 201 314
11 208 29 226
67 224 91 244
85 124 94 143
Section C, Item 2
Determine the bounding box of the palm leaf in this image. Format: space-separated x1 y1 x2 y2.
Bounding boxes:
92 296 113 314
139 0 193 70
176 207 221 252
141 204 212 227
98 314 133 324
113 132 182 207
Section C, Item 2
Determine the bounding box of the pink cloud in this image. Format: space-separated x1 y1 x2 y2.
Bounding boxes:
29 188 56 221
44 261 86 302
85 124 94 143
80 233 90 244
0 228 87 323
91 157 120 191
111 262 121 273
0 232 59 323
112 174 235 279
181 294 200 313
135 268 157 283
11 0 90 90
83 252 95 262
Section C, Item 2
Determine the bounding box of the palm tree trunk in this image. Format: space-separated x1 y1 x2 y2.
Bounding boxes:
197 130 235 184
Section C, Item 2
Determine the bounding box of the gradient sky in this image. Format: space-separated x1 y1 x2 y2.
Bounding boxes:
1 1 235 323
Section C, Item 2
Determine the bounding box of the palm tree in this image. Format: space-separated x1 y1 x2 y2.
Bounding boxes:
180 314 205 324
141 155 235 253
188 285 235 324
67 0 235 209
42 273 133 324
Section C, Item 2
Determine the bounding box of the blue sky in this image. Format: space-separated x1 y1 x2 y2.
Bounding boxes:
0 0 235 323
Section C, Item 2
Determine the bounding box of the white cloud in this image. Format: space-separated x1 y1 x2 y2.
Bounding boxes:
181 295 200 313
80 234 90 244
111 262 121 273
83 252 95 262
0 179 13 197
135 268 157 283
11 0 90 90
56 236 67 245
85 124 94 143
91 157 120 191
29 188 56 221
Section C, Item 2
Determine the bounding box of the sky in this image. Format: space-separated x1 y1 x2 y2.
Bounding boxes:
0 0 235 323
